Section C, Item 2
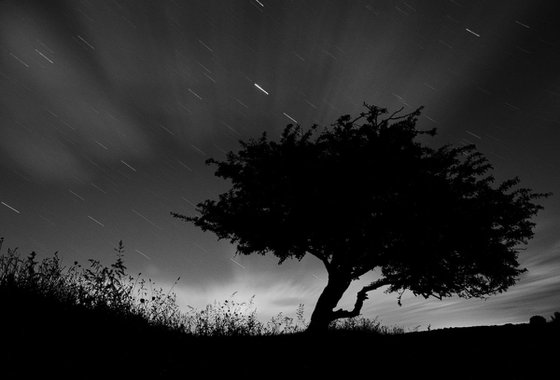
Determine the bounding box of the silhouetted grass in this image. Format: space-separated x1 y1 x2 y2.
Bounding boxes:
0 238 398 337
1 239 180 333
328 315 405 335
2 237 558 378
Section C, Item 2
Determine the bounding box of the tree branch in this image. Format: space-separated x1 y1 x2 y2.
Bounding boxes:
383 106 405 122
353 265 377 279
349 112 367 126
378 106 422 128
331 278 390 320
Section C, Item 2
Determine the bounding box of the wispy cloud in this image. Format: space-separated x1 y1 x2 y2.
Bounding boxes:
164 270 322 322
0 6 153 183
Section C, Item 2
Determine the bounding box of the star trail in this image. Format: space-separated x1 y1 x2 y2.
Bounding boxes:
1 0 559 329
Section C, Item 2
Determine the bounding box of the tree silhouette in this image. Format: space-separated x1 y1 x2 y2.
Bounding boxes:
172 104 551 333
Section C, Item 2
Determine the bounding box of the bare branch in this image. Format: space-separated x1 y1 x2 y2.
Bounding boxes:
170 212 191 222
353 265 377 279
331 278 390 320
384 106 405 121
378 106 422 128
349 112 368 126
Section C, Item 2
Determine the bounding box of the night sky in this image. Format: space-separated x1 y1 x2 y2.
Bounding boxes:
1 0 559 329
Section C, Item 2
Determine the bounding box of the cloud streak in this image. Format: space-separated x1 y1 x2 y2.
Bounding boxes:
0 4 153 183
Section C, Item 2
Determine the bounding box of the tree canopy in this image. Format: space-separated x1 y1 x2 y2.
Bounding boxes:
172 104 551 332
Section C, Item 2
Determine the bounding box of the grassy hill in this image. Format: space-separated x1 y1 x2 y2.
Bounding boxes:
2 239 558 378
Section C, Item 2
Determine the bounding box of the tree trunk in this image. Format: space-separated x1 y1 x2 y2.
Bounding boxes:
307 272 352 333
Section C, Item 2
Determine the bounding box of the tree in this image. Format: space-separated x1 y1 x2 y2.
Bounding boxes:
171 104 551 333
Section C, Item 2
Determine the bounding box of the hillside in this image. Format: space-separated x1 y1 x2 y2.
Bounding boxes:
3 303 558 379
2 242 557 379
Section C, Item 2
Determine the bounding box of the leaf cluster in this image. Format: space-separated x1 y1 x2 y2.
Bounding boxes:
173 103 551 301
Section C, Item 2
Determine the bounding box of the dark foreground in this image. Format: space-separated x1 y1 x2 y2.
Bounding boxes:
3 304 558 380
2 244 556 379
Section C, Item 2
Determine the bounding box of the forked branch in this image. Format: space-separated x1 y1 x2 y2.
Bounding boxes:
331 278 390 319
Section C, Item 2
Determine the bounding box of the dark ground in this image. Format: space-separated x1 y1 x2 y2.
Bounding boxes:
3 298 558 380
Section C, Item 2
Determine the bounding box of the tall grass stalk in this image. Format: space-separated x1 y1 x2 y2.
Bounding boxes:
0 237 399 337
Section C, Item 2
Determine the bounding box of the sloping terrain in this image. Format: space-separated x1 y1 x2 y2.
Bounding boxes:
3 300 557 380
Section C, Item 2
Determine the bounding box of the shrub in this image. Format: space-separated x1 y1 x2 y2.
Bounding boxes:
529 315 547 326
329 316 405 335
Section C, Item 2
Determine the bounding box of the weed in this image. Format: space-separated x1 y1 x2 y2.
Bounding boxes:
0 237 399 338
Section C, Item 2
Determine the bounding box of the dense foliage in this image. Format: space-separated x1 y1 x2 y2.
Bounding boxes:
173 103 551 331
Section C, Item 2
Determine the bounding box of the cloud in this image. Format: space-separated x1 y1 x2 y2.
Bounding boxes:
0 131 91 182
149 238 560 331
0 4 153 183
152 263 325 323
